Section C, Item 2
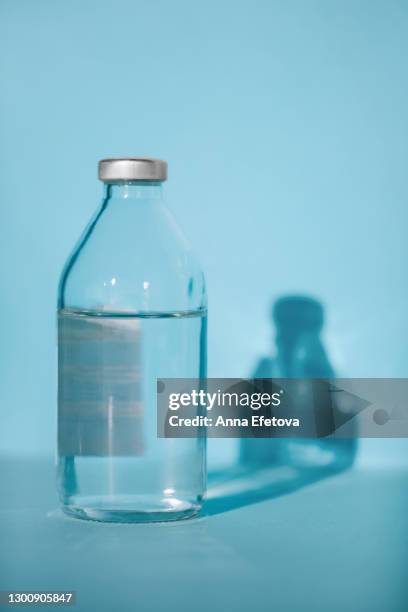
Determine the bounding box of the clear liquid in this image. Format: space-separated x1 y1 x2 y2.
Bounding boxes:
57 308 207 522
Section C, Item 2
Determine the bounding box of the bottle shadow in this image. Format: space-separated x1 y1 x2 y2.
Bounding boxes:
203 462 348 517
203 295 357 517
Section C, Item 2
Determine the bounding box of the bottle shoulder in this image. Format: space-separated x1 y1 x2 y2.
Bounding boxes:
58 200 206 313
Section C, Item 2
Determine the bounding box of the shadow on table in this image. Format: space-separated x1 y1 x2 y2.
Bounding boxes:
204 294 358 517
204 463 345 517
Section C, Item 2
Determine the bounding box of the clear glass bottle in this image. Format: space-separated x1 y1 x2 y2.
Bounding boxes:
57 158 207 522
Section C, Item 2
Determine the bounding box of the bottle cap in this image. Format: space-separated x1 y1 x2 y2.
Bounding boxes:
98 158 167 182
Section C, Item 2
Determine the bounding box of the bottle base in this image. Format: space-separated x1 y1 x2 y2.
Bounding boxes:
61 495 202 523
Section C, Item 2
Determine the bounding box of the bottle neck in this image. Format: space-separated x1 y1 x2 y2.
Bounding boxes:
104 181 164 202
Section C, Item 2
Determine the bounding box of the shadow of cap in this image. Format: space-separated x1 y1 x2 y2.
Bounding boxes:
272 295 324 332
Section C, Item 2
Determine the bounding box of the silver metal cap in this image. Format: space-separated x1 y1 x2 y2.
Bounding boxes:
98 158 167 182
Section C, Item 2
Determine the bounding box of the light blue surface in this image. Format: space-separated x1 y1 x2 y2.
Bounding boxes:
1 4 407 610
1 3 408 456
1 457 407 612
1 0 408 462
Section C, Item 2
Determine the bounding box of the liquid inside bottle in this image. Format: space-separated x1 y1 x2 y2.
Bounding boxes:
58 308 206 522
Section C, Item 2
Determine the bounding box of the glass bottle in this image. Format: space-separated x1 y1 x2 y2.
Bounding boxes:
57 158 207 522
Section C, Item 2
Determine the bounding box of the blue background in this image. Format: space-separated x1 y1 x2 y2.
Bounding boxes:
1 0 408 465
1 4 407 612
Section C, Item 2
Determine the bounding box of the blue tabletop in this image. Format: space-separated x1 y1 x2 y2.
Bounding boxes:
0 457 406 612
